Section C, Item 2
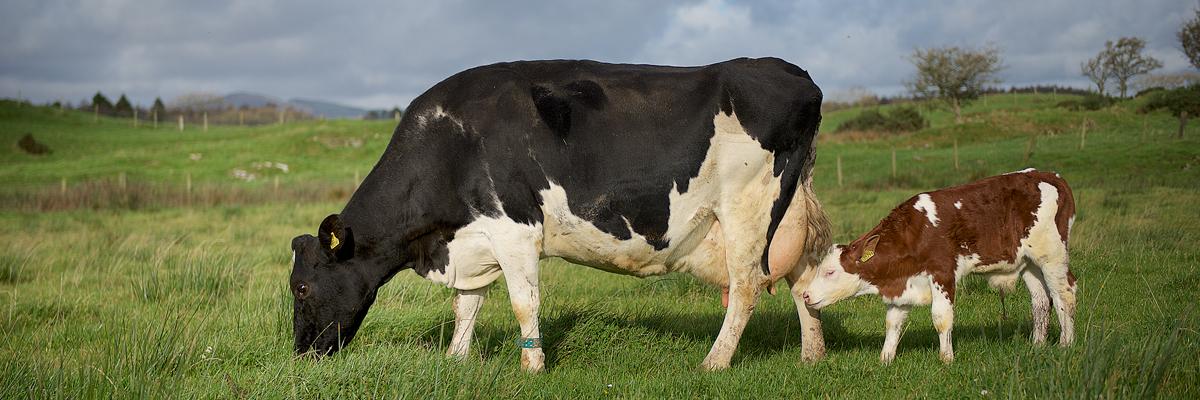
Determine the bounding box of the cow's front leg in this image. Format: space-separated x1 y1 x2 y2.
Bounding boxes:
702 271 761 371
501 263 543 372
447 287 488 358
931 284 955 364
881 305 910 364
786 263 825 362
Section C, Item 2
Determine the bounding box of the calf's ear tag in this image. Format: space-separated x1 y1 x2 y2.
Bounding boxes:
859 235 880 262
330 233 340 249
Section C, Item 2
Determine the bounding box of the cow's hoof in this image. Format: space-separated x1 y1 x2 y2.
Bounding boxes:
520 350 545 373
800 347 826 363
939 352 954 364
699 359 730 371
880 352 895 365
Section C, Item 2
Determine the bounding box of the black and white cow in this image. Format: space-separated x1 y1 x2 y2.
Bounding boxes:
289 57 831 371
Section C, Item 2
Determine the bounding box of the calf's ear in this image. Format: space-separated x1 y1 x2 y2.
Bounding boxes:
858 235 880 263
318 214 355 261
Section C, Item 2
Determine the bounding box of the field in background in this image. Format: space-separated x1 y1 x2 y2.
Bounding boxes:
1 94 1197 398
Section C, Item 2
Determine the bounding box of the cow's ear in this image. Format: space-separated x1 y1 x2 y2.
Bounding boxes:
858 235 880 263
318 214 355 261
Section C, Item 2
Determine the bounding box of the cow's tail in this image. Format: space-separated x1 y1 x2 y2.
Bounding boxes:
798 177 832 269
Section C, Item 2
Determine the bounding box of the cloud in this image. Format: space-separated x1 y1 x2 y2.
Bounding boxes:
0 0 1194 108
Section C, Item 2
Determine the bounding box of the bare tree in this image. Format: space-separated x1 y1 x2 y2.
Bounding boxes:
906 45 1003 124
1103 37 1162 98
1181 7 1200 70
1080 54 1110 95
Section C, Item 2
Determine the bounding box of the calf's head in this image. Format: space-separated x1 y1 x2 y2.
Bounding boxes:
289 214 376 356
802 235 881 309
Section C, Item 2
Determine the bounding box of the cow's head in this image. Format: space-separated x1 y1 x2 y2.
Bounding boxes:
802 236 880 309
289 214 376 356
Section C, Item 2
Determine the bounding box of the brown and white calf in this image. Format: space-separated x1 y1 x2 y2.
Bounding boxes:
802 169 1077 364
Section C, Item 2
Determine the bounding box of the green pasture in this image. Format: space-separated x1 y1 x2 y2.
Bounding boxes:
0 94 1197 398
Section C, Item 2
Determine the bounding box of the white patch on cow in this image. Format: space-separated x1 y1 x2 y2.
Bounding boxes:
883 273 933 306
954 253 981 280
954 200 962 209
913 193 939 227
429 203 544 291
291 250 296 265
1005 167 1037 175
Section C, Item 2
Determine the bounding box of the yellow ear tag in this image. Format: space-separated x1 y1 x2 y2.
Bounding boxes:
859 235 880 263
329 233 340 249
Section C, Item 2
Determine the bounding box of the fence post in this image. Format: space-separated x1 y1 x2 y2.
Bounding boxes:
394 110 401 122
133 108 138 128
1023 135 1037 164
891 148 897 179
836 155 843 188
186 173 192 205
153 109 158 129
953 139 959 171
203 112 208 132
1079 119 1088 150
1181 111 1189 139
60 177 67 196
239 111 245 126
178 115 184 131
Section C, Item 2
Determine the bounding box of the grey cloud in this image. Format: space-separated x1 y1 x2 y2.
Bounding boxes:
0 0 1193 108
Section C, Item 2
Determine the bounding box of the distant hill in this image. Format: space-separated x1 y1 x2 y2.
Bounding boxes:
288 99 366 119
221 92 366 119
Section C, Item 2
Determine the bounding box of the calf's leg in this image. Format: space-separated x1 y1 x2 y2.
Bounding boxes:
931 284 955 364
1040 261 1077 347
881 305 910 364
785 264 825 362
1021 268 1051 345
447 287 488 358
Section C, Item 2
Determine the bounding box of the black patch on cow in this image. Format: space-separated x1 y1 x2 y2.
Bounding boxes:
530 80 608 137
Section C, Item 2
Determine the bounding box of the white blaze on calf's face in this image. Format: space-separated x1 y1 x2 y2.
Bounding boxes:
804 245 869 309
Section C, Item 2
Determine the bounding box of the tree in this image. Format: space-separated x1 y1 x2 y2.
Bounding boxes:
151 97 167 118
92 92 113 114
1103 37 1162 98
906 45 1003 124
1080 54 1110 95
1180 7 1200 70
114 94 133 117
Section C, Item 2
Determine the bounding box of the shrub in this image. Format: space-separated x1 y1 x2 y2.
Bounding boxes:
836 107 928 133
1140 85 1200 115
1057 94 1116 111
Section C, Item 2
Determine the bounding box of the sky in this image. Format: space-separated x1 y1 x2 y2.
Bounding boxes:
0 0 1194 109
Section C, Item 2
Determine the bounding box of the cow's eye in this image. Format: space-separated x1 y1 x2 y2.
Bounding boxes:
824 269 835 277
296 283 310 298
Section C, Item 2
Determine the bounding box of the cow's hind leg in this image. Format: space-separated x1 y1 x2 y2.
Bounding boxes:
1021 268 1051 345
785 264 825 362
447 287 488 358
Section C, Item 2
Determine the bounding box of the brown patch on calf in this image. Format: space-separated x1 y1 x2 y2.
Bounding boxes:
840 172 1074 301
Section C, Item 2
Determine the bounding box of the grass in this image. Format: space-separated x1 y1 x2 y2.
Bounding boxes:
1 94 1198 398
